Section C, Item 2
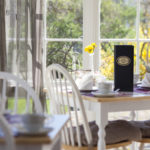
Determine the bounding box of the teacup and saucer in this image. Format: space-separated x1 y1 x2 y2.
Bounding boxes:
91 81 117 97
97 81 113 94
17 114 52 135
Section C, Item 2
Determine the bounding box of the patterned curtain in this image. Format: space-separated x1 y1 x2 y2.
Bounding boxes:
0 0 46 109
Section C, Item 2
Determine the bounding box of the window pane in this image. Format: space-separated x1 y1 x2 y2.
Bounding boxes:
46 0 83 38
140 0 150 39
100 0 136 39
46 42 82 71
100 42 141 80
139 42 149 78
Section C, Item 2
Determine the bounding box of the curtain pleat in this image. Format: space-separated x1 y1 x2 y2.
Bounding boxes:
0 0 7 71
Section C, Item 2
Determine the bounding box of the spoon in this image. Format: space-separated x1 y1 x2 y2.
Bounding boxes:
114 89 120 93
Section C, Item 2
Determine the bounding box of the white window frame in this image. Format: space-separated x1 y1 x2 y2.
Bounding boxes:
44 0 150 75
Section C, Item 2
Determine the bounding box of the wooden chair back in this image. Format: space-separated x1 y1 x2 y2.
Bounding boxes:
46 64 92 147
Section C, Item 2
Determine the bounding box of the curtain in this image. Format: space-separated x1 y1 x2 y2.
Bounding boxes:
0 0 7 71
1 0 46 108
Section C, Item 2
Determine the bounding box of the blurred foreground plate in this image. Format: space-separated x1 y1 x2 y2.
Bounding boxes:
14 125 52 136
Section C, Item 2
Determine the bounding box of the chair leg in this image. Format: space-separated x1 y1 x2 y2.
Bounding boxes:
139 143 144 150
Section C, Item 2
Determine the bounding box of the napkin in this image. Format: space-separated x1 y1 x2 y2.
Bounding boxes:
75 73 93 90
141 72 150 87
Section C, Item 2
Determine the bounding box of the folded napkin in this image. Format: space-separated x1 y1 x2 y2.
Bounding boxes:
141 72 150 87
76 73 93 90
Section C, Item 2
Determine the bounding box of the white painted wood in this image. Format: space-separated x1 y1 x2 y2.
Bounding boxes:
135 0 141 74
46 64 93 147
139 143 144 150
14 83 19 113
0 72 43 114
81 94 150 150
99 100 150 112
0 115 16 150
96 103 108 150
2 79 6 113
25 93 30 113
83 0 100 71
130 111 137 150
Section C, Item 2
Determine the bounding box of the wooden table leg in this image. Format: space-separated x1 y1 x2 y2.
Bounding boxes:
96 103 108 150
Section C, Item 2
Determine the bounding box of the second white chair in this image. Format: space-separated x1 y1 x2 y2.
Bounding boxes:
46 64 134 150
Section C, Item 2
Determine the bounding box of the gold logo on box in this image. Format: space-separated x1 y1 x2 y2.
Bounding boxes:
117 56 131 66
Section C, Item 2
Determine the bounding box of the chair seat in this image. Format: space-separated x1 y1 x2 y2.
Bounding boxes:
62 141 132 150
131 120 150 138
67 119 141 146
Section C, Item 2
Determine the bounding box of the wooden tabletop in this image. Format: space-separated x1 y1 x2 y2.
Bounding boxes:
0 114 69 145
81 92 150 103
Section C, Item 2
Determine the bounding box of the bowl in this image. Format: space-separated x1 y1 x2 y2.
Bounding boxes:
22 114 46 132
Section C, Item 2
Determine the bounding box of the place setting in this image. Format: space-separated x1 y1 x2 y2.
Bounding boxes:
91 81 119 97
5 113 53 136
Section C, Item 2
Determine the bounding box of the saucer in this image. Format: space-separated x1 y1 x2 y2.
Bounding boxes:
91 91 117 97
137 84 150 88
15 125 53 136
79 86 98 92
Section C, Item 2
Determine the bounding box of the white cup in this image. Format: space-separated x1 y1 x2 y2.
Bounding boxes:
22 114 46 132
98 82 113 94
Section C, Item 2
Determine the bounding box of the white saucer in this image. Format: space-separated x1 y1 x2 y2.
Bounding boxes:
79 86 98 92
15 125 52 136
91 91 117 97
137 84 150 88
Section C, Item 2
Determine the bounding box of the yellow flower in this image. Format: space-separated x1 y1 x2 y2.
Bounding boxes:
84 46 89 52
84 43 97 54
91 43 97 48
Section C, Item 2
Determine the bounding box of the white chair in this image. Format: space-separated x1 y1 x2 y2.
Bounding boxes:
0 72 43 114
0 114 16 150
46 64 132 150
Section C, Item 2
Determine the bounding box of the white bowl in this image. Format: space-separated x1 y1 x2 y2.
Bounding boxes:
22 114 46 132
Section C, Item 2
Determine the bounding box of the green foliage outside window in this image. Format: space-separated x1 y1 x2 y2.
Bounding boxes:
46 0 149 79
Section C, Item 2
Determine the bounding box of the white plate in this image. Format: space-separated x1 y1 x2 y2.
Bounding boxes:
137 84 150 88
79 86 98 92
15 125 53 136
91 91 117 97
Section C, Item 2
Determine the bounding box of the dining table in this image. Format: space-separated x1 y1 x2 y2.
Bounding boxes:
80 86 150 150
0 114 69 150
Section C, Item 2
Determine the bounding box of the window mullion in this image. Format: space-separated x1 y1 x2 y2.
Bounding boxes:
83 0 100 71
136 0 141 74
43 0 47 89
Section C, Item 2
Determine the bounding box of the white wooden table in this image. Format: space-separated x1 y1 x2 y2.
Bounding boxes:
81 91 150 150
0 114 69 150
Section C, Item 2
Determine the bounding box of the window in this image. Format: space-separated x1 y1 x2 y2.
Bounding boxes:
45 0 150 80
99 0 150 80
45 0 83 72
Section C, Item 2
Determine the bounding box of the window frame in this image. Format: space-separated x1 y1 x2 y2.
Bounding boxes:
44 0 150 75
